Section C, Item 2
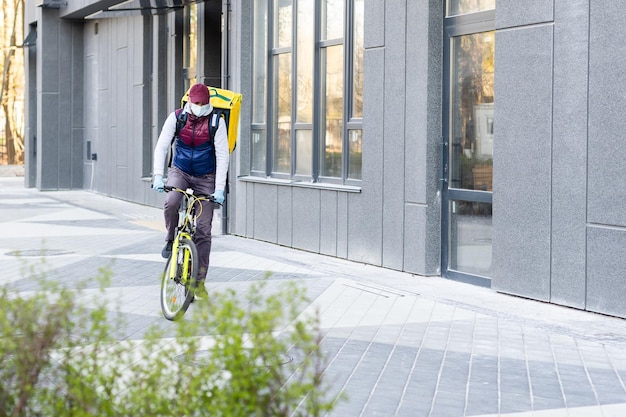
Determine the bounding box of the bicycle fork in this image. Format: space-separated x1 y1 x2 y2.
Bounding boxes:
169 233 192 284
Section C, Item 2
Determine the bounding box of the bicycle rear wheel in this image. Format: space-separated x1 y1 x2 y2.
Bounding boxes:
160 237 198 321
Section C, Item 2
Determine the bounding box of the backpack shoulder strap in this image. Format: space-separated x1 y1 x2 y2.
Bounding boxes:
174 108 187 140
168 108 186 168
209 111 220 139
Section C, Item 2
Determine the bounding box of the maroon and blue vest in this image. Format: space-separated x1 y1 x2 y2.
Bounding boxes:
172 112 216 177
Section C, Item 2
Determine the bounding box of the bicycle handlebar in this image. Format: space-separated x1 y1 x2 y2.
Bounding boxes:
163 185 221 205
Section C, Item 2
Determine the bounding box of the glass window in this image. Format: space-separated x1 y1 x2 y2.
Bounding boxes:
252 0 363 184
321 45 344 178
352 0 364 119
449 31 494 191
322 0 344 40
449 200 493 276
273 53 292 174
253 0 268 124
251 130 266 172
348 129 362 179
295 130 313 175
446 0 495 17
274 0 293 48
296 0 314 124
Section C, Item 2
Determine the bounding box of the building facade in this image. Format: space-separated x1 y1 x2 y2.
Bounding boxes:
23 0 626 319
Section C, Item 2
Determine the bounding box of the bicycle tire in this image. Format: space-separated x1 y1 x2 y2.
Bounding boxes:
160 237 198 321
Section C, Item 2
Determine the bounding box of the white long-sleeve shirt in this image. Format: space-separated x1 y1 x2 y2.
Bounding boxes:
153 102 230 191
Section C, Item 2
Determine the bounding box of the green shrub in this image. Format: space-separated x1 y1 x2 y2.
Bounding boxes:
0 265 340 416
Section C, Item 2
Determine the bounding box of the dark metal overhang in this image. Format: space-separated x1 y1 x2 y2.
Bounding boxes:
59 0 203 20
85 0 195 19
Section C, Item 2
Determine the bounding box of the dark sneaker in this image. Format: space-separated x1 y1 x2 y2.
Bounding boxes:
194 284 208 301
161 241 173 259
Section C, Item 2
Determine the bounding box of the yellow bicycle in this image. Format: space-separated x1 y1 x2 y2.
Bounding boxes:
160 186 217 320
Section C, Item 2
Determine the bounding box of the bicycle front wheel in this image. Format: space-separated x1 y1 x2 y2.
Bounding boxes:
160 237 198 321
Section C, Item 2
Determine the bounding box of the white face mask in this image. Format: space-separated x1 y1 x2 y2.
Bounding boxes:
190 103 211 117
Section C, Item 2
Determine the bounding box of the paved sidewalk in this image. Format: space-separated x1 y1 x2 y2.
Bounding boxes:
2 175 626 416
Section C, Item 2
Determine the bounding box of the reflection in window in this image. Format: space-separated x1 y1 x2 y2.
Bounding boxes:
274 0 292 48
322 0 344 40
446 0 495 17
352 0 364 119
273 53 292 174
449 200 492 276
253 0 268 124
321 45 344 178
348 129 362 179
252 130 266 172
296 130 312 175
449 31 494 191
296 0 314 124
252 0 269 173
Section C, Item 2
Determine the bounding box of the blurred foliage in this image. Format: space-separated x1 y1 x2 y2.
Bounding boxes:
0 264 340 416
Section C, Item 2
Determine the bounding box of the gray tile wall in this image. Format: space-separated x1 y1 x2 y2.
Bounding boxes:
492 23 553 300
587 226 626 317
493 0 626 318
586 1 626 318
35 10 83 190
77 13 158 206
550 0 589 309
253 183 278 243
496 0 553 28
381 0 408 271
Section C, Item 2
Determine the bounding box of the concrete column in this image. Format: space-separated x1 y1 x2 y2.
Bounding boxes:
36 9 83 190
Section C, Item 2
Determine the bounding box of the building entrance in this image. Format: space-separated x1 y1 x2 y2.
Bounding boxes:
442 5 495 285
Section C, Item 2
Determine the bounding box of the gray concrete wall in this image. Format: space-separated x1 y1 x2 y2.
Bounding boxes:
231 0 442 276
228 0 250 237
82 12 178 214
550 0 589 309
492 0 558 300
81 15 154 204
492 21 554 300
586 2 626 318
493 0 626 318
32 8 84 190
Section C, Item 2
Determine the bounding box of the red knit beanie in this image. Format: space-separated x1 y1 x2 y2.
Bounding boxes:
188 84 210 104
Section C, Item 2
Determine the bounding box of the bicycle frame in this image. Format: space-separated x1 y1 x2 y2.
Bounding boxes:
168 188 201 283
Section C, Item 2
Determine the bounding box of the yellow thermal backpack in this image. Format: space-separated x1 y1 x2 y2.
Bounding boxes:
179 85 242 154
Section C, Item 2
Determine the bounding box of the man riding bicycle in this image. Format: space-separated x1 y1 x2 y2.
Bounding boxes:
152 83 229 300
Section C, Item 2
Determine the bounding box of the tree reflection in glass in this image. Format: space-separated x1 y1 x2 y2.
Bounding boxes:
449 31 494 191
447 0 495 17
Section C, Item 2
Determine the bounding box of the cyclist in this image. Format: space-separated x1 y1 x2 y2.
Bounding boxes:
152 83 229 300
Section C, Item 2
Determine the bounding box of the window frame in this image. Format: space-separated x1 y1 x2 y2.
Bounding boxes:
251 0 363 186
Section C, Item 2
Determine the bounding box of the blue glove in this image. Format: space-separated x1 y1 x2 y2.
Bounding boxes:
211 189 225 204
153 175 165 192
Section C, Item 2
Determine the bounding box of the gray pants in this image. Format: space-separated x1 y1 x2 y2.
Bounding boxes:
164 166 216 281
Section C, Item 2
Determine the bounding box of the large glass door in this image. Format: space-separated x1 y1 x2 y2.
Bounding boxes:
442 4 495 285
